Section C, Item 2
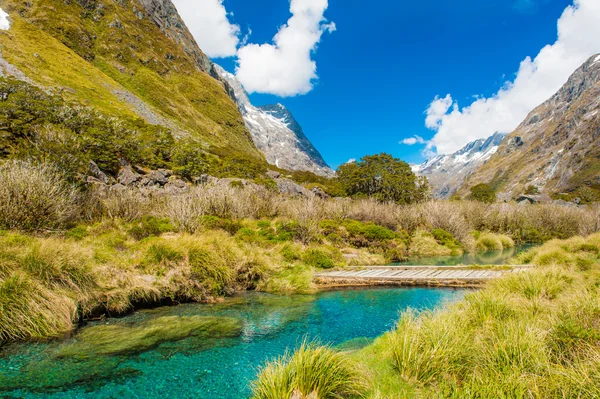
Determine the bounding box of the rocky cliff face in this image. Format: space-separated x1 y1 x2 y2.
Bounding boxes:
215 65 334 177
136 0 213 74
413 132 506 198
458 54 600 200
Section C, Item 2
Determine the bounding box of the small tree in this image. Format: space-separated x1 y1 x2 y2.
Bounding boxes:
469 183 496 203
336 153 429 204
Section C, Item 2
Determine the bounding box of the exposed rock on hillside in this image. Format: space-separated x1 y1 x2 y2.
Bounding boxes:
214 65 334 178
413 133 506 198
458 54 600 199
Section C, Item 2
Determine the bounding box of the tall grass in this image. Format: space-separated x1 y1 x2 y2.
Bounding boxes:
0 160 80 231
252 342 366 399
2 159 598 242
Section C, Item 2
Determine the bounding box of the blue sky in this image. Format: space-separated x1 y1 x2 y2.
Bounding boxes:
175 0 600 169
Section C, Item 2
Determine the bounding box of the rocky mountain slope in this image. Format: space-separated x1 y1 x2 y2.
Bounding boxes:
215 65 334 177
457 54 600 200
413 132 506 198
0 0 264 169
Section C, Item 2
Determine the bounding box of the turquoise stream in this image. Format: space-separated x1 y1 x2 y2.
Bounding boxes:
0 287 466 399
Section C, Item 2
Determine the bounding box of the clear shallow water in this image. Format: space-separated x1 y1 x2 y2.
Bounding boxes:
0 287 466 399
393 245 535 266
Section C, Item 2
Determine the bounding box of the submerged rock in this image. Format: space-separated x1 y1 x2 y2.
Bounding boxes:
56 315 242 358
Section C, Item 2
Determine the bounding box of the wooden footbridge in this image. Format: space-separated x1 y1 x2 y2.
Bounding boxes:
314 264 533 287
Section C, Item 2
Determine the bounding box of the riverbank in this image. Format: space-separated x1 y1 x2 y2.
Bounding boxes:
252 233 600 398
0 220 516 344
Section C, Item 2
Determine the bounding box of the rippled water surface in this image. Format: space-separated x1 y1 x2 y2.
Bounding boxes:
0 287 466 399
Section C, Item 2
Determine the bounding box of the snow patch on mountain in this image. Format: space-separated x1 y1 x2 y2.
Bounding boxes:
214 65 334 177
0 8 10 30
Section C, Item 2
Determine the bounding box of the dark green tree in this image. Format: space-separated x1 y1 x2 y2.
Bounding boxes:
469 183 496 203
336 153 429 204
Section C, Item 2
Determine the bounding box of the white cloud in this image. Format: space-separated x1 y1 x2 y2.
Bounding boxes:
401 135 426 145
0 7 10 30
345 158 356 164
172 0 240 58
425 0 600 155
235 0 335 97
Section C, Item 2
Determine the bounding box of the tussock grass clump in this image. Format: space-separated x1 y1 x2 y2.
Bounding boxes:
0 271 77 342
252 342 366 399
409 230 452 257
390 309 472 385
0 160 80 231
475 232 514 251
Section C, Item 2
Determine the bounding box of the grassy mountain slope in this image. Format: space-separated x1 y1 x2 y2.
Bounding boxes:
458 54 600 201
0 0 263 169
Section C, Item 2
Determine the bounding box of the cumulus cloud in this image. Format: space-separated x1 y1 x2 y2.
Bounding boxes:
401 135 426 145
425 0 600 155
345 158 356 164
172 0 240 58
235 0 335 97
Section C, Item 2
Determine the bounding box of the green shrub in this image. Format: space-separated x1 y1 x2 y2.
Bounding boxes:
302 247 342 269
469 183 496 203
431 228 462 252
66 225 88 241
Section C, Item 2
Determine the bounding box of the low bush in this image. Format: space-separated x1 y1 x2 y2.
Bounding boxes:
302 247 343 269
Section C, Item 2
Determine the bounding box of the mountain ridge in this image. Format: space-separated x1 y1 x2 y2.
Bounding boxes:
413 132 506 198
457 53 600 200
214 64 334 177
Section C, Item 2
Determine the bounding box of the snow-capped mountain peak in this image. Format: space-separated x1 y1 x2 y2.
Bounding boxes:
414 132 506 198
214 65 334 177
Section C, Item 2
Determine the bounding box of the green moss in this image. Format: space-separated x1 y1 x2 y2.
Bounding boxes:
55 315 242 358
66 225 88 241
